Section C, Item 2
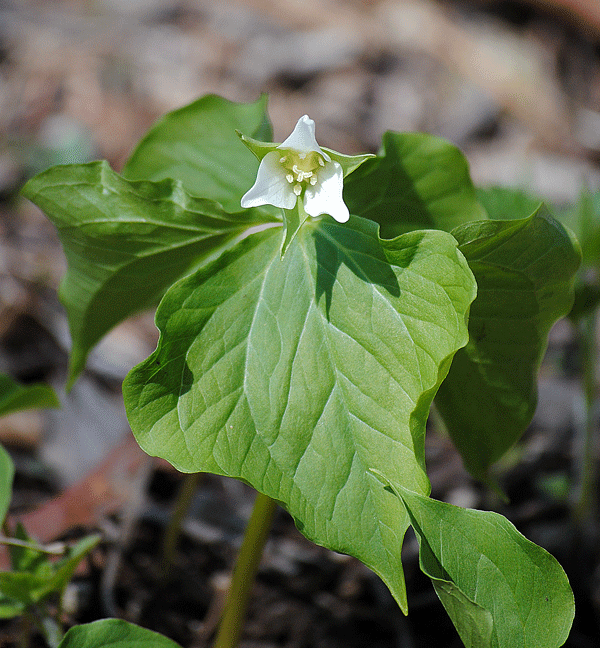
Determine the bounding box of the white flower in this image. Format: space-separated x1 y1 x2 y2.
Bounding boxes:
241 115 349 223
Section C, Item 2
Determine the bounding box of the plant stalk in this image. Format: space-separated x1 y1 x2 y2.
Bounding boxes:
213 491 278 648
574 309 598 524
161 472 202 576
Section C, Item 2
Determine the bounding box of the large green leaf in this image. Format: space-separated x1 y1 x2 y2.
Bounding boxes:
477 186 598 322
435 209 580 483
58 619 182 648
557 189 600 319
546 189 600 267
123 216 476 612
0 374 59 417
382 481 574 648
476 186 543 221
0 443 14 526
122 94 272 212
22 162 276 386
432 580 493 647
343 132 487 238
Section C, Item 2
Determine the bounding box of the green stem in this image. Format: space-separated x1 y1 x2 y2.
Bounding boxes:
161 472 202 576
281 201 310 257
574 309 598 524
25 607 62 648
213 492 278 648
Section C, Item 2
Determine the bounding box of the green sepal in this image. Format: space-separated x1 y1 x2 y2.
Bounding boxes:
236 131 280 161
322 147 375 178
237 133 374 179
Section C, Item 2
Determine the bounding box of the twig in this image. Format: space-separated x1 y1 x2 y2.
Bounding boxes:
0 534 66 555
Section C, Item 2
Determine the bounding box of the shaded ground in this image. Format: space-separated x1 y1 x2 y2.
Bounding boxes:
1 0 600 646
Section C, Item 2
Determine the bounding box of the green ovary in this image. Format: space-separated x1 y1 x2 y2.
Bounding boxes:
279 150 326 196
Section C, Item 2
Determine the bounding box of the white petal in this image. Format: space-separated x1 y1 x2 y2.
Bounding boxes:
279 115 329 161
303 162 349 222
241 151 297 210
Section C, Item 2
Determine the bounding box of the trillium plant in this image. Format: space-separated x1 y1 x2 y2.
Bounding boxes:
19 94 579 648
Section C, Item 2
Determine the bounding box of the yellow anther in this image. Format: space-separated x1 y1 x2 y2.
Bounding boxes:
280 150 326 193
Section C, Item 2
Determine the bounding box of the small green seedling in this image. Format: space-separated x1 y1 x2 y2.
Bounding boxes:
0 377 98 648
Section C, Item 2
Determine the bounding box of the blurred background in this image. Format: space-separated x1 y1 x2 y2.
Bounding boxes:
1 0 600 646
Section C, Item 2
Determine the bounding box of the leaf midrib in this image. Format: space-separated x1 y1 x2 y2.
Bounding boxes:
296 227 412 572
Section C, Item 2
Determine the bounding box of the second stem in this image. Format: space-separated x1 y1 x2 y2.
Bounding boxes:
213 491 278 648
